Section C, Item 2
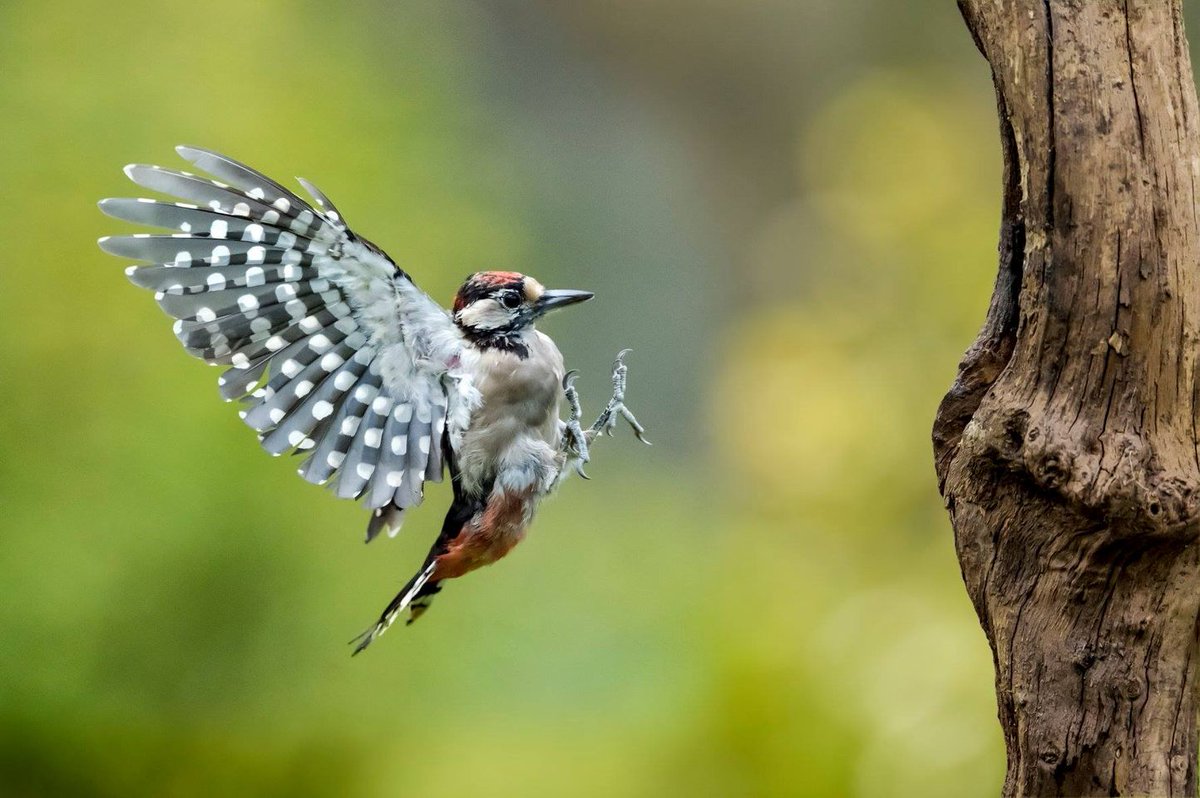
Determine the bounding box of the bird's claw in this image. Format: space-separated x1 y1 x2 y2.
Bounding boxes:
618 404 651 445
562 369 592 473
561 350 648 480
590 349 651 445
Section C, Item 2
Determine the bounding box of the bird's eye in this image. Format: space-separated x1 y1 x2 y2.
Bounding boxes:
500 293 522 309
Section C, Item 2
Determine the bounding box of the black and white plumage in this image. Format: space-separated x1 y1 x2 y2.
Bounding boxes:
100 146 647 653
100 147 463 519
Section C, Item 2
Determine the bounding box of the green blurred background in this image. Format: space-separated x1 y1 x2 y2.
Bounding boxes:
5 2 1196 796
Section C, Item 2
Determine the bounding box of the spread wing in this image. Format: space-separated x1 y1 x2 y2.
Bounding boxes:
99 146 467 514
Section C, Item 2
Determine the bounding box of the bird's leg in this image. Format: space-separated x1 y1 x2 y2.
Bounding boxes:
589 349 650 445
560 350 650 480
561 370 592 478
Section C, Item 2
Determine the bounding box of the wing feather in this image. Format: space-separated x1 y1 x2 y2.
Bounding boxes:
99 147 468 519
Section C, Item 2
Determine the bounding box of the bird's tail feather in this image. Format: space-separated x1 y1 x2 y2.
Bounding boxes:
350 560 438 655
405 579 443 625
365 504 406 543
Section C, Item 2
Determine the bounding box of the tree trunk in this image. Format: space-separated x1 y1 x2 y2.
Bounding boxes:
934 1 1200 795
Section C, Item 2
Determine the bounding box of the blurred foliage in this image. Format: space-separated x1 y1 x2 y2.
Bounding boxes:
7 0 1196 796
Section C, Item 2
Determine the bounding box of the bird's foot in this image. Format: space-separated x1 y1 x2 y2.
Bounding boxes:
561 350 649 481
590 349 651 445
561 370 592 479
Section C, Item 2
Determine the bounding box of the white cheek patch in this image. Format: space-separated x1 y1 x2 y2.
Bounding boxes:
457 298 511 330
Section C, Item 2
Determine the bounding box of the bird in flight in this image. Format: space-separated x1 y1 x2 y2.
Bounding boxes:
98 146 648 653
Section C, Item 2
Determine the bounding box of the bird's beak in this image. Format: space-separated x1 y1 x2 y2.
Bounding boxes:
535 289 594 316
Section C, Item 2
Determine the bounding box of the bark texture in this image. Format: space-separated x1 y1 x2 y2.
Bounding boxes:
935 1 1200 795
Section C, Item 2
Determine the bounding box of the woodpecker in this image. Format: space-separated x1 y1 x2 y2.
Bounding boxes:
98 146 648 653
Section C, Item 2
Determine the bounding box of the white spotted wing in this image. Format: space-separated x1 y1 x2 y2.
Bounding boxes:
99 146 465 513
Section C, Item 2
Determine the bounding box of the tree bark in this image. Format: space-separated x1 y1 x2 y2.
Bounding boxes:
934 1 1200 795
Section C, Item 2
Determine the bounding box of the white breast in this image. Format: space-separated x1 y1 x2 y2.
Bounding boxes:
455 331 565 497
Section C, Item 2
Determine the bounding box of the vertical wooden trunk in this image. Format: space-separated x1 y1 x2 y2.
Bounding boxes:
934 1 1200 794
